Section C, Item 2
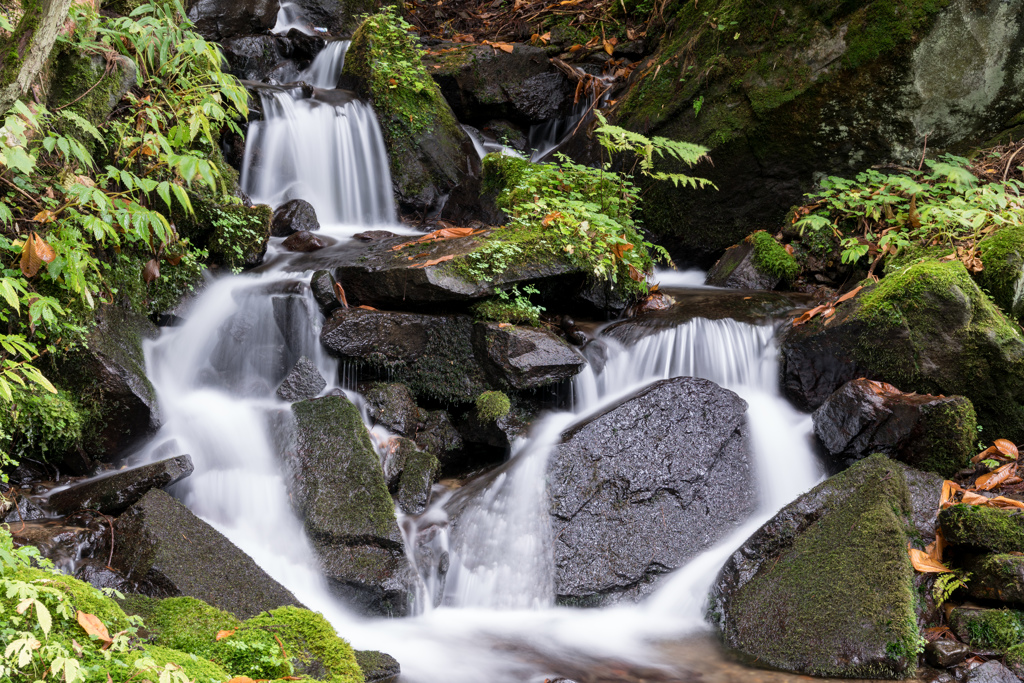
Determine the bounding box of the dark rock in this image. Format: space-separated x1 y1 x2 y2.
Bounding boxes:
812 378 978 477
221 35 289 81
396 446 440 515
310 270 341 317
708 455 919 678
186 0 279 41
456 408 528 450
74 560 134 593
925 640 971 668
277 356 327 401
967 661 1019 683
10 520 106 575
62 306 161 461
2 496 46 524
113 489 300 619
272 198 321 237
46 455 194 516
354 650 401 683
550 377 756 605
330 231 584 309
353 230 401 241
942 504 1024 554
320 308 488 404
705 242 780 290
286 0 375 34
364 382 424 435
425 42 573 126
381 435 417 488
964 554 1024 606
780 260 1024 443
414 410 463 464
473 322 584 390
901 464 945 545
288 396 411 616
282 231 330 252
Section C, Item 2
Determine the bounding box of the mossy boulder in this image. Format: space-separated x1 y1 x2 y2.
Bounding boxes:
288 395 412 616
614 0 1024 265
780 259 1024 442
978 226 1024 323
708 455 921 677
705 231 799 289
395 444 440 515
112 488 301 619
48 49 137 127
341 11 486 221
940 504 1024 553
950 606 1024 650
964 554 1024 606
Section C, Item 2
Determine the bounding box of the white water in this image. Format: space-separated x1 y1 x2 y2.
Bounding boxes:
135 36 824 683
300 40 351 89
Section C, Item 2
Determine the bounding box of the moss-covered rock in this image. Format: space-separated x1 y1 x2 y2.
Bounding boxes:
781 259 1024 442
175 191 271 271
978 226 1024 323
395 445 440 515
475 390 510 422
0 384 89 467
950 606 1024 650
47 49 137 127
705 231 799 289
613 0 1024 264
288 395 411 616
708 455 921 678
341 9 485 221
940 504 1024 554
964 554 1024 606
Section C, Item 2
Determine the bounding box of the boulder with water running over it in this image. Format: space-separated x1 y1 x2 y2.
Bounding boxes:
272 198 320 237
46 455 194 516
708 455 922 678
185 0 280 42
287 395 413 616
112 489 302 619
548 376 757 606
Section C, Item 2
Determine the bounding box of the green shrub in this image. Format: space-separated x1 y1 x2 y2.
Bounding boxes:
476 391 511 422
471 285 545 326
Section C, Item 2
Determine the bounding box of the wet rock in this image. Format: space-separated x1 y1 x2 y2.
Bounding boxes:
320 308 488 403
709 455 919 678
902 464 945 545
456 408 528 450
978 226 1024 323
396 445 440 515
282 231 330 252
550 376 756 606
354 650 401 683
47 455 194 517
74 560 134 594
705 241 780 290
780 260 1024 443
967 661 1019 683
10 520 106 575
942 504 1024 554
425 42 573 126
186 0 279 41
272 198 321 237
364 382 424 435
812 378 977 477
288 396 411 616
473 322 584 390
286 0 374 34
381 435 417 488
62 306 160 461
925 640 970 668
342 17 488 222
113 489 300 619
332 231 584 309
276 356 326 402
2 495 46 524
310 269 341 317
964 554 1024 606
949 607 1023 649
221 35 289 81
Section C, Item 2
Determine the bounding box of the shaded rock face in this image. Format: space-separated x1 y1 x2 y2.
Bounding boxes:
549 377 756 606
186 0 280 41
425 42 573 126
964 554 1024 606
283 231 330 252
276 356 326 401
310 269 341 317
812 378 977 477
967 661 1020 683
47 455 194 517
940 504 1024 554
473 322 584 390
113 489 300 619
272 198 321 237
363 382 464 464
704 242 781 290
780 260 1024 443
63 306 161 461
708 455 919 678
288 396 411 616
49 51 137 127
616 0 1024 266
287 0 380 34
354 650 401 683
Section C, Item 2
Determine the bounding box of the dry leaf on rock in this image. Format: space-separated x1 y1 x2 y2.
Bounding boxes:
77 611 112 643
909 546 951 573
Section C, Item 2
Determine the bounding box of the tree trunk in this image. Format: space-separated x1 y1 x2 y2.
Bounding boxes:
0 0 75 114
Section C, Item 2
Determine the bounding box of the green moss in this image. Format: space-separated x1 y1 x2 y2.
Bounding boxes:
0 0 42 89
481 152 531 197
1007 642 1024 672
143 596 241 657
951 607 1024 650
978 226 1024 322
0 384 88 463
402 317 490 404
129 645 230 683
842 0 949 69
475 390 511 421
747 230 799 283
883 243 955 274
12 567 132 632
48 48 132 127
940 504 1024 554
911 397 977 477
245 606 364 683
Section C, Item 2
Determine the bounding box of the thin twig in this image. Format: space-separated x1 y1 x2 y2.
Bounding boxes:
918 133 930 171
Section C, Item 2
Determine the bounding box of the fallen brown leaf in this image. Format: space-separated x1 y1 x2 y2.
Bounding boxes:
909 545 951 573
77 611 112 644
20 232 56 278
995 438 1019 460
976 462 1017 491
216 629 236 641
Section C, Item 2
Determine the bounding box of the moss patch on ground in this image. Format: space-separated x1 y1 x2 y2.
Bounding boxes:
748 230 799 283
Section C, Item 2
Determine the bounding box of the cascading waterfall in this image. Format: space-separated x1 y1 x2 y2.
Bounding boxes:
300 40 351 88
129 34 825 683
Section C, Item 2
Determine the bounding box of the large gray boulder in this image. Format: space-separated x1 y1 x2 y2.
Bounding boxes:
708 455 920 678
47 455 194 516
186 0 279 41
473 322 584 390
113 489 301 619
549 377 756 606
288 396 412 616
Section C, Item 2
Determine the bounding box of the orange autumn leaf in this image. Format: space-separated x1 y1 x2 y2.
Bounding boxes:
972 445 999 464
356 305 377 311
541 212 563 226
995 439 1019 460
216 629 236 641
32 209 56 223
940 480 961 508
410 254 455 268
962 490 993 506
334 282 349 309
908 546 951 573
864 379 901 396
451 33 475 42
792 304 826 326
20 232 56 278
627 263 644 282
925 528 946 563
77 611 112 643
227 678 256 683
987 496 1024 509
976 462 1017 491
835 285 863 304
610 240 634 259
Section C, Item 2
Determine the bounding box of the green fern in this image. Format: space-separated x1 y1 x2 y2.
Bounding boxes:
933 570 971 606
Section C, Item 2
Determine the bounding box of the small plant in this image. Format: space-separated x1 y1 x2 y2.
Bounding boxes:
933 570 970 607
476 390 511 422
693 95 704 117
472 285 545 326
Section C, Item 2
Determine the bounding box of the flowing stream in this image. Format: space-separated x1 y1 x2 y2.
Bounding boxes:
135 42 822 682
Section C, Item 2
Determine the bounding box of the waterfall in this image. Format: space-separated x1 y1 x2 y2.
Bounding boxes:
300 40 351 89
